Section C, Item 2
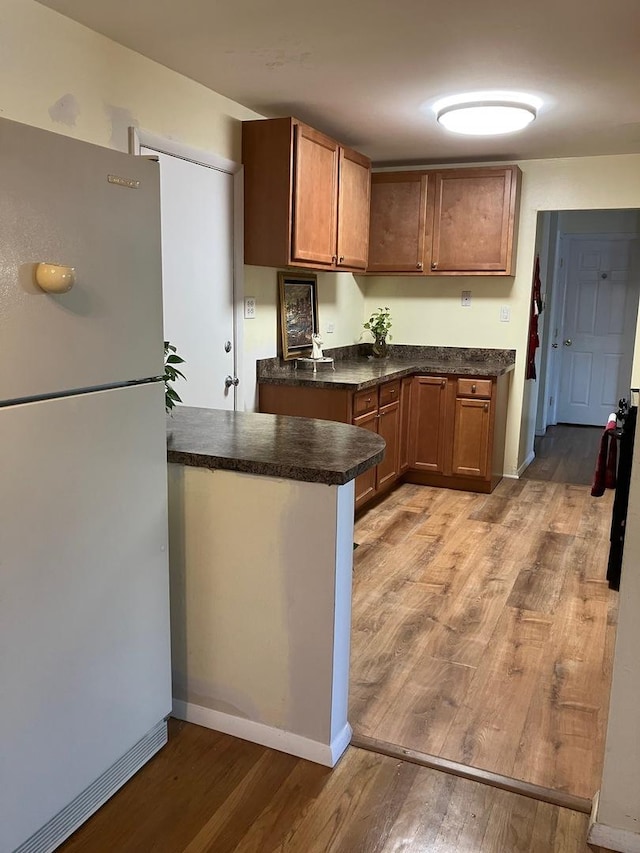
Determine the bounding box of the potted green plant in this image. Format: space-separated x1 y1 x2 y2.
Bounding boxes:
364 307 393 358
164 341 186 412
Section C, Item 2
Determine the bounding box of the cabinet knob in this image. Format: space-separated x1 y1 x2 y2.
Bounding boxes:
416 262 423 270
365 397 371 403
472 384 477 393
441 380 446 388
332 255 337 264
339 256 344 263
431 261 438 271
484 403 489 412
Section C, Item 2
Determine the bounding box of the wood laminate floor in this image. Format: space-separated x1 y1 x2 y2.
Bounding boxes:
523 424 603 485
350 426 617 800
59 719 596 853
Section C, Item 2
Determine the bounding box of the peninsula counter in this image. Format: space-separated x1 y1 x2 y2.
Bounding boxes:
166 407 384 766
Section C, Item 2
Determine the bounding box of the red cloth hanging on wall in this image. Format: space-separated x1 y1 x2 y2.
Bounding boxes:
525 255 543 380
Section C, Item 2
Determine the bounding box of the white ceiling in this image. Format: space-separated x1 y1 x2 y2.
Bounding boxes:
37 0 640 165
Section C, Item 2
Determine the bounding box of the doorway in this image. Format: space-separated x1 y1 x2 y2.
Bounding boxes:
535 211 640 434
130 129 243 410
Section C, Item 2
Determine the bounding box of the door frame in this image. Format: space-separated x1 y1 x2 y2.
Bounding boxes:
128 127 245 411
538 229 639 431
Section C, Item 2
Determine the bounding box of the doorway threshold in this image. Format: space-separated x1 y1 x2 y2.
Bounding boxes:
351 733 592 815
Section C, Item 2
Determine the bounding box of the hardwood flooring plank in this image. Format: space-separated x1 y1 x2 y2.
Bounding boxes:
359 655 477 753
506 531 574 614
440 607 553 777
352 462 616 799
513 535 616 798
468 495 513 524
424 562 519 668
543 483 591 535
575 490 615 541
59 722 594 853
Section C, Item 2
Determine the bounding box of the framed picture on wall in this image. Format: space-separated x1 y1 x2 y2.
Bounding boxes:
278 271 319 360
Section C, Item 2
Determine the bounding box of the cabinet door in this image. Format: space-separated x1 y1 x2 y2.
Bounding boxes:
368 172 428 272
291 124 338 266
410 376 448 473
398 376 413 474
376 401 400 489
336 147 371 270
452 397 491 478
431 167 518 273
353 410 379 509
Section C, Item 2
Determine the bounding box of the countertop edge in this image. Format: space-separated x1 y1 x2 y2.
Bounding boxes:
257 360 516 390
166 408 386 485
167 446 385 485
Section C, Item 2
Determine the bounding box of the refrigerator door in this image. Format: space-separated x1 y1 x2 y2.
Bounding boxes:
0 382 171 853
0 117 164 404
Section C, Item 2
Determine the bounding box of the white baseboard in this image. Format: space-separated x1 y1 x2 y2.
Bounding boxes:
588 793 640 852
172 700 351 767
588 822 640 852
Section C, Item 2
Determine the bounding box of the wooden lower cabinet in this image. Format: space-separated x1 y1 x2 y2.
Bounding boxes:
353 381 401 509
376 401 400 489
259 369 509 506
407 373 509 493
409 375 448 473
452 397 491 478
353 409 379 507
398 376 413 474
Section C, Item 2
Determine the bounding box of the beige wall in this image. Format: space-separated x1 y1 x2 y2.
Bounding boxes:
243 267 365 409
364 156 640 476
0 0 256 159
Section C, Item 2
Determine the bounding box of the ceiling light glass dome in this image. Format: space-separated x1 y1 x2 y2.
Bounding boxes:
432 91 541 136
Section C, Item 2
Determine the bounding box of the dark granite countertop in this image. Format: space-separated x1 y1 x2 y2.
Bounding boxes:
166 406 386 485
258 346 516 391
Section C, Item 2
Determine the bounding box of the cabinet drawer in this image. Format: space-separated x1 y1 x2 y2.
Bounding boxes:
456 378 492 399
353 387 378 416
379 380 400 407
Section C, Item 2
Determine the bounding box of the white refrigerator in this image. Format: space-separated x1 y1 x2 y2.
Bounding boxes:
0 118 172 853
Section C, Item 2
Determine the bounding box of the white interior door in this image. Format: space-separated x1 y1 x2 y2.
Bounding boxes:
558 237 639 425
142 147 236 410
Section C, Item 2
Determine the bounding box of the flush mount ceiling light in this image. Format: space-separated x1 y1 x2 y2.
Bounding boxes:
432 91 541 136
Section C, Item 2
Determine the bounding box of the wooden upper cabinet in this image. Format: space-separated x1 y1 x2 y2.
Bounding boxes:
336 147 371 269
242 117 371 271
430 166 521 275
366 165 521 276
291 124 339 266
368 172 429 273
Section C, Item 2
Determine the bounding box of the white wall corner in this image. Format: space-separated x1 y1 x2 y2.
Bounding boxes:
517 450 535 477
588 792 640 853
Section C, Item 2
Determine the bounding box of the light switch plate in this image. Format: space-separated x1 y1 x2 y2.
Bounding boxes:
461 291 472 307
500 305 511 322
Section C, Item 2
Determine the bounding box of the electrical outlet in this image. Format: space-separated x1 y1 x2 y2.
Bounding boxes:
326 323 335 334
500 305 511 322
461 291 472 307
244 296 256 319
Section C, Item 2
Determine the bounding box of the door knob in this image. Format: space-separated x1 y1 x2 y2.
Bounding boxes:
224 340 232 353
225 375 240 388
563 339 572 347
